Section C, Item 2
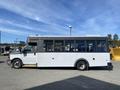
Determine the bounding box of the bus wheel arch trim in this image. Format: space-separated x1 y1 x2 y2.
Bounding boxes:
75 59 89 70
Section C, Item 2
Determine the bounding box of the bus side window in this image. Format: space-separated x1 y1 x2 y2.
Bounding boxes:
54 40 64 52
76 40 86 52
23 46 34 53
86 40 96 52
64 40 70 52
64 40 75 52
96 40 107 52
44 40 54 52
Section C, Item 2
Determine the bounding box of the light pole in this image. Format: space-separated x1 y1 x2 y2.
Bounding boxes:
0 30 1 55
69 26 72 36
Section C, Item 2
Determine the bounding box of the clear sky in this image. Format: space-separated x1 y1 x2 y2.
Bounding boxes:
0 0 120 43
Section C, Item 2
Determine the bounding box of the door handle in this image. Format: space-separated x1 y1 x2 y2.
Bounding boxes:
52 58 54 60
34 52 36 55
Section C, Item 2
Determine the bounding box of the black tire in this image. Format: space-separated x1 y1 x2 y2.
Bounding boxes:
76 61 88 71
12 59 22 69
107 65 113 70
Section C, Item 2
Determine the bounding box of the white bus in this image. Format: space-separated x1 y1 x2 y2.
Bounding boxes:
7 36 113 70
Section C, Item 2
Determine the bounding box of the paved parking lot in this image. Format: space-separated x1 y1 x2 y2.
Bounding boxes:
0 56 120 90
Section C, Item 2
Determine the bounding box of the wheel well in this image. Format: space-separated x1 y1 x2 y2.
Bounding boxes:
75 58 89 68
11 58 23 65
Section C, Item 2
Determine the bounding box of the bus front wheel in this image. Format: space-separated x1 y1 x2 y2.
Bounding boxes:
12 59 22 69
76 61 88 71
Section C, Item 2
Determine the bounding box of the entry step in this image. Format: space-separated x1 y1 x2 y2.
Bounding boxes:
23 64 37 67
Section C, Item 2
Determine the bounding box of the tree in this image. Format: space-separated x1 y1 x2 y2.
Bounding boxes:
113 34 119 41
19 41 26 46
108 34 113 47
108 34 112 41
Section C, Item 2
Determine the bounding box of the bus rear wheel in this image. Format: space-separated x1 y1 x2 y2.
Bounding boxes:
76 61 88 71
12 59 22 69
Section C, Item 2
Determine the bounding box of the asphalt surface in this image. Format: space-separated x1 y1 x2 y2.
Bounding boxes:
0 56 120 90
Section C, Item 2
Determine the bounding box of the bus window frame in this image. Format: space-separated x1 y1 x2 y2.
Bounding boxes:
37 38 108 53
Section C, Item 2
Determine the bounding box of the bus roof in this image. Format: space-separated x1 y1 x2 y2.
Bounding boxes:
27 35 108 42
28 35 107 38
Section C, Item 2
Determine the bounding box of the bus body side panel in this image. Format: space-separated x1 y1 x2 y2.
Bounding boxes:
10 53 37 65
37 53 110 67
10 54 23 61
